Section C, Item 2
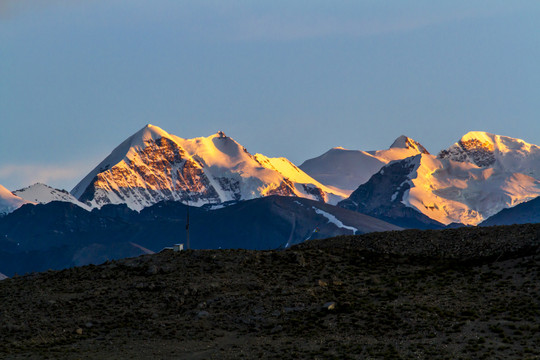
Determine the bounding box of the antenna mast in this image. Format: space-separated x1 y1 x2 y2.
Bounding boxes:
186 201 190 250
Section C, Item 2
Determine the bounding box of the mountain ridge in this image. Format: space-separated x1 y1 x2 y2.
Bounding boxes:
0 196 400 276
71 125 348 211
299 135 428 193
2 127 540 227
14 183 91 211
339 131 540 226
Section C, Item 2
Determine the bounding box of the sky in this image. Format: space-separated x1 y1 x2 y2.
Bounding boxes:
1 0 539 191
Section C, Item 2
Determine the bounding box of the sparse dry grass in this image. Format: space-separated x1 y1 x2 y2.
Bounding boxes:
1 225 539 359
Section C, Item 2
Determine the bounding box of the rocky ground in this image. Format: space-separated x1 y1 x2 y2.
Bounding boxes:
1 224 540 359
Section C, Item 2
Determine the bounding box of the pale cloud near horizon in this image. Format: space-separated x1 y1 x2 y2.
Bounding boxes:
0 163 90 191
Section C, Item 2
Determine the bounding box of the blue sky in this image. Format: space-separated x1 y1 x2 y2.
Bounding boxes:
1 0 539 190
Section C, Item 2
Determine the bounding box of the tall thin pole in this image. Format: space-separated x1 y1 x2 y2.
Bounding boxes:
186 202 190 249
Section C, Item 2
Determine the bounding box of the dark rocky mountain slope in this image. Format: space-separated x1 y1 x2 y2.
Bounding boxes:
338 157 445 229
0 196 399 276
480 196 540 226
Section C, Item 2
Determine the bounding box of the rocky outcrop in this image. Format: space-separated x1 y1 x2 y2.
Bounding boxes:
72 125 346 210
339 156 444 229
438 138 495 167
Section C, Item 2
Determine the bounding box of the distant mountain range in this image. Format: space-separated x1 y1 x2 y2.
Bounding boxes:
1 125 540 235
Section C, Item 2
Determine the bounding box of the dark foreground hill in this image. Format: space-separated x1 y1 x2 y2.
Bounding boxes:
1 224 540 359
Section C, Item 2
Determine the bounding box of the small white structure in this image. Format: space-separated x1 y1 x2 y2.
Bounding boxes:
173 243 184 252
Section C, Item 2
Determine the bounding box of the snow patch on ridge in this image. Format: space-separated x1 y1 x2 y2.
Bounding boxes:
390 135 430 154
71 124 347 210
254 154 348 204
312 206 358 233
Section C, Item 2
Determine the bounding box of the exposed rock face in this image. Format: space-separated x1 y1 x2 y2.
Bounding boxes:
439 138 495 167
72 125 346 210
264 179 297 198
338 132 540 227
339 156 444 229
301 184 326 202
389 135 430 155
79 137 221 207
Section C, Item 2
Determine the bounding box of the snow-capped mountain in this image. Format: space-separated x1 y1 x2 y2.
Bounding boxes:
341 132 540 226
438 131 540 175
0 184 31 216
389 135 429 155
299 135 429 193
14 183 91 211
71 124 348 210
338 155 445 229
